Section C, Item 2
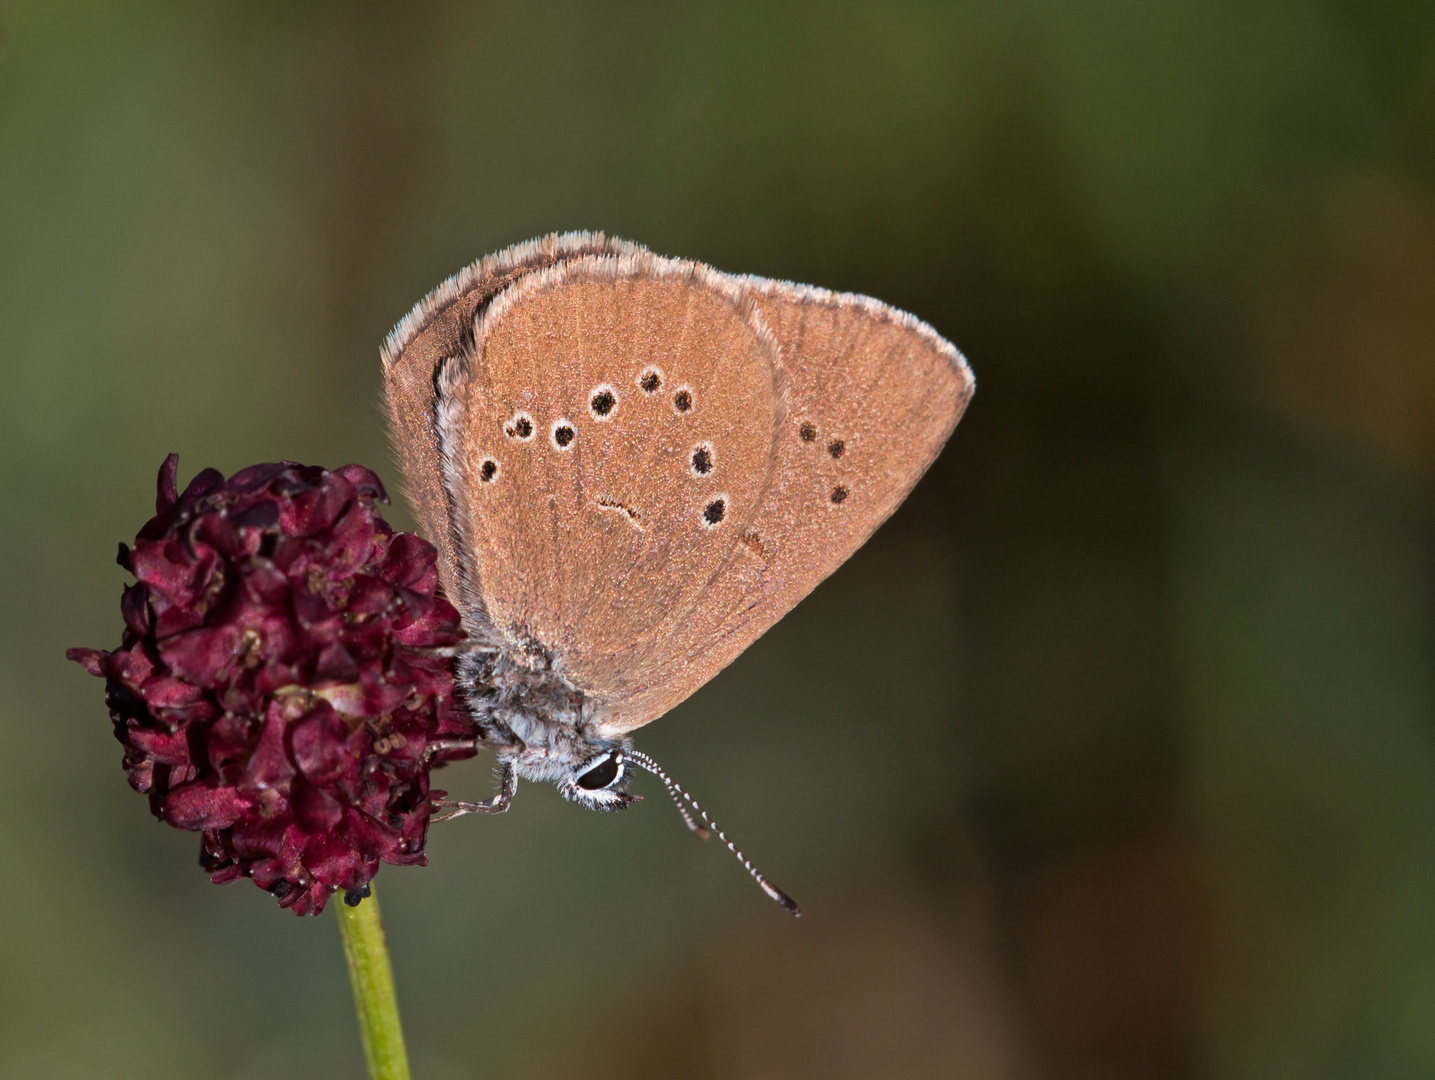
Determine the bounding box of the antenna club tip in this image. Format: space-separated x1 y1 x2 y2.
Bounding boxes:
631 750 796 914
762 881 802 917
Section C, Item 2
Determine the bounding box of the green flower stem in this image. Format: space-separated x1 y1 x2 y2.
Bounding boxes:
337 885 412 1080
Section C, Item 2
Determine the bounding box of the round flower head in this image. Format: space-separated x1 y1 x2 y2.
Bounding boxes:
69 454 476 914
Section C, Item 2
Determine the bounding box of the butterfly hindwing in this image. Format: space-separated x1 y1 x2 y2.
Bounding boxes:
381 232 642 629
437 253 783 719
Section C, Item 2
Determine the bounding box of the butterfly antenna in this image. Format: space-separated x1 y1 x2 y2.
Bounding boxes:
626 750 801 917
634 752 710 839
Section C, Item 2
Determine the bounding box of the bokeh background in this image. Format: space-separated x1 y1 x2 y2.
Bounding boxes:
4 3 1435 1078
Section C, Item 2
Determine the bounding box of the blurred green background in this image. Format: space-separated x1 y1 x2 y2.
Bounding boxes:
5 2 1435 1078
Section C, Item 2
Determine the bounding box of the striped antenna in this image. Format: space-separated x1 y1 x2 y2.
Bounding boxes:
625 749 801 917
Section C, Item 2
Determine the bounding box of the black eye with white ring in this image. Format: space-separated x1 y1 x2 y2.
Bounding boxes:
575 752 622 790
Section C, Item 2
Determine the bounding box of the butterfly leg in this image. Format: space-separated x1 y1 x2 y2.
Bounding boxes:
433 759 517 820
424 737 479 762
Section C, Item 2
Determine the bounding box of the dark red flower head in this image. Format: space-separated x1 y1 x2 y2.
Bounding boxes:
69 454 476 915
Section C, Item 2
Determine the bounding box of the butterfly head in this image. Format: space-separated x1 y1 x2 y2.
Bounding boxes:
555 746 636 811
499 735 638 812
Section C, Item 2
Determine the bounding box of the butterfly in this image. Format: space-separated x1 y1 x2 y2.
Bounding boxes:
382 232 973 912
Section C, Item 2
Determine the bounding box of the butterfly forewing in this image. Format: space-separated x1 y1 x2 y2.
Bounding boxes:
439 255 783 719
592 278 973 735
383 234 973 737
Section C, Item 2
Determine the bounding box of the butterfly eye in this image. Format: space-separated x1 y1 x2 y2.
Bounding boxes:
575 752 622 790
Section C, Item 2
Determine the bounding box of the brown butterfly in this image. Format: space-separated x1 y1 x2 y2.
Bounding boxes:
383 233 973 912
